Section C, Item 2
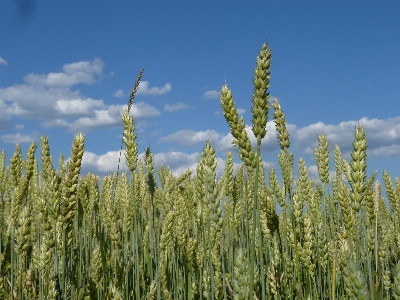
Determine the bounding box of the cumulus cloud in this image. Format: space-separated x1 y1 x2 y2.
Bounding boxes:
237 108 246 115
0 59 161 134
138 81 171 95
295 117 400 157
203 90 219 99
67 115 400 185
55 98 105 115
0 59 106 121
80 148 271 180
130 102 161 119
0 131 39 144
0 100 12 132
158 116 400 159
113 89 124 98
153 151 200 177
23 58 104 87
159 129 222 148
81 150 129 175
0 57 8 65
158 122 281 154
80 149 198 178
163 102 189 112
43 102 160 132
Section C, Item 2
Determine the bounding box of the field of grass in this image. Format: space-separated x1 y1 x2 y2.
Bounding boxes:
0 42 400 299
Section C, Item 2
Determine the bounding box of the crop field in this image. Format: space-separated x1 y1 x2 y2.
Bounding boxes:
0 42 400 299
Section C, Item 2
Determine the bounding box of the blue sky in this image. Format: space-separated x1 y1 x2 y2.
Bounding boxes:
0 0 399 189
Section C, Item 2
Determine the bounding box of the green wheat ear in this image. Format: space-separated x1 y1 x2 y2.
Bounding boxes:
315 133 330 187
251 41 271 147
117 68 143 179
272 98 290 151
220 85 256 173
349 124 367 212
62 132 85 245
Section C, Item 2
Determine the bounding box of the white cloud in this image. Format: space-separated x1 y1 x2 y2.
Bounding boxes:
0 59 161 134
81 150 199 178
0 100 12 132
153 151 200 177
81 150 128 174
0 83 111 122
163 102 189 112
217 121 280 153
55 98 105 115
23 58 104 87
138 81 171 95
42 102 160 132
0 57 8 65
237 108 246 115
130 102 161 119
153 151 247 178
158 116 400 159
158 122 280 154
0 132 39 144
113 89 124 98
159 129 222 148
216 108 245 115
79 147 273 181
0 59 106 120
295 117 400 157
204 90 219 99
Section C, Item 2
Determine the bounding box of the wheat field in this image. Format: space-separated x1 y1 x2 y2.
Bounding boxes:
0 42 400 299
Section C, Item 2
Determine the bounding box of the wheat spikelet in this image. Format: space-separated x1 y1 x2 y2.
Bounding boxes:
299 214 316 279
15 205 31 255
251 42 271 146
338 180 354 242
343 258 369 299
395 177 400 216
232 248 249 300
349 125 367 212
297 157 310 212
278 150 293 198
220 85 256 173
0 150 6 195
383 170 396 215
382 266 391 297
222 151 235 233
121 110 138 174
293 191 303 232
268 260 277 297
314 133 330 186
363 170 377 212
127 68 144 113
316 222 328 272
272 98 290 151
17 141 36 206
62 133 85 246
373 180 381 220
393 261 400 299
57 152 65 179
10 144 23 189
157 163 166 190
175 193 187 253
40 136 54 188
